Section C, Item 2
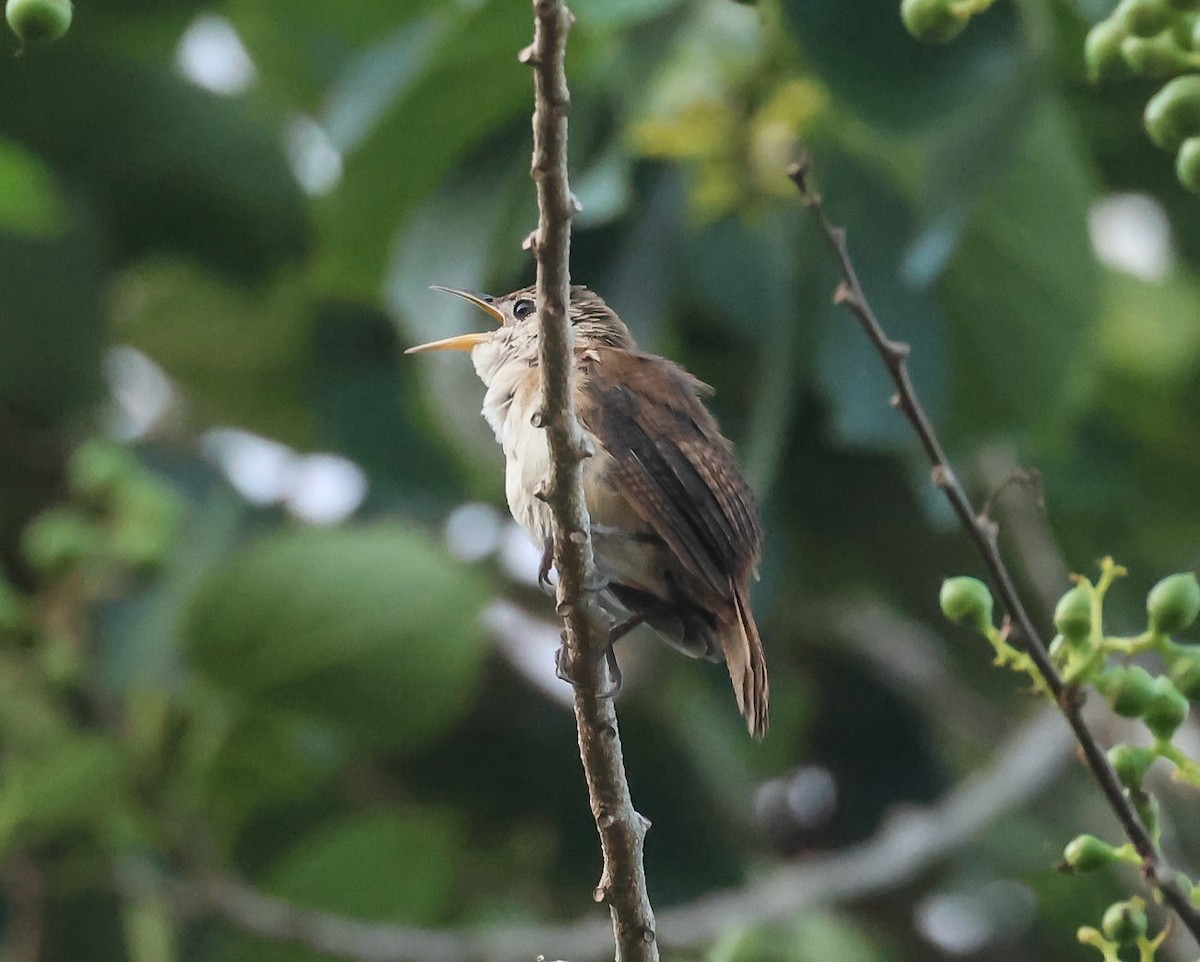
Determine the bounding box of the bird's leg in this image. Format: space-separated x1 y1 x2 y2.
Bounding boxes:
553 613 632 699
554 634 622 698
592 610 650 700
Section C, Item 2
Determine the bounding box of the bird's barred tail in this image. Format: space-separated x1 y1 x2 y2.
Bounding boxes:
724 582 769 740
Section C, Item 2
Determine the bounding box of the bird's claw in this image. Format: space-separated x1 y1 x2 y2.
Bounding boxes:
537 537 554 591
554 641 622 699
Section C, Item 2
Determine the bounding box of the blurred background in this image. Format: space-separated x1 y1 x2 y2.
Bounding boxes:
1 0 1199 959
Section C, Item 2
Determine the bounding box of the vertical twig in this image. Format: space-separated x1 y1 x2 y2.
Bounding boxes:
788 157 1200 944
522 3 659 959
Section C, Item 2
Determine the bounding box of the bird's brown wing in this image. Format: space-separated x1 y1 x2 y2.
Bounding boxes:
576 349 763 600
577 347 769 738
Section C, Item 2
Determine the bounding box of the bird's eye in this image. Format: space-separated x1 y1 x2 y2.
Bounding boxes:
512 299 536 321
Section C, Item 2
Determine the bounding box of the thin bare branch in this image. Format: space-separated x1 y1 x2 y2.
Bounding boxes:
788 156 1200 946
525 1 657 958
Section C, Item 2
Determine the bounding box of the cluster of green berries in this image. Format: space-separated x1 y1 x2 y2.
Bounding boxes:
1085 0 1200 194
941 561 1200 954
1086 0 1200 81
900 0 993 44
23 439 180 577
940 563 1199 742
5 0 71 46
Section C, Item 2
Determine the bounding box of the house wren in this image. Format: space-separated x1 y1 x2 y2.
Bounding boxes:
407 285 768 738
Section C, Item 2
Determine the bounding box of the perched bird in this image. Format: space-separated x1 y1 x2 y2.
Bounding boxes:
407 285 768 738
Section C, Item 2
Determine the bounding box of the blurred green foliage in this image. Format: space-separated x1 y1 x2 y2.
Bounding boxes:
0 0 1198 960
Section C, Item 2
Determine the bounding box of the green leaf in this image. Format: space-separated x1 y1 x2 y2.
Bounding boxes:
201 709 348 845
184 525 489 752
0 136 67 237
220 811 460 962
112 260 315 448
939 99 1100 440
313 0 536 297
0 735 126 856
0 47 308 277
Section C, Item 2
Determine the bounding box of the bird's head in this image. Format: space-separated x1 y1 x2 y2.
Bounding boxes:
406 285 635 385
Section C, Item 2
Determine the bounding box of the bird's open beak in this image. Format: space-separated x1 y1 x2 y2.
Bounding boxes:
405 286 506 354
404 331 493 354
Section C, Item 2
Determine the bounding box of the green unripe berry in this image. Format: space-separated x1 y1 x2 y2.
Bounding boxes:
1145 75 1200 151
1170 11 1198 47
1145 676 1189 738
939 577 994 634
1063 833 1119 872
1085 19 1132 80
1147 571 1200 634
1134 790 1160 837
901 0 968 43
1101 899 1148 946
1115 0 1175 38
1054 583 1094 642
1168 647 1200 698
1108 743 1156 788
5 0 71 44
1122 33 1198 76
1177 137 1200 193
1097 665 1157 717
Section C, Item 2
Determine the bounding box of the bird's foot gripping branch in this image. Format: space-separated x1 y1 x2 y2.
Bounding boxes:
942 561 1200 958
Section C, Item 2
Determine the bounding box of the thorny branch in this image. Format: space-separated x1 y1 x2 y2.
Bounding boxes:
787 156 1200 945
522 1 657 959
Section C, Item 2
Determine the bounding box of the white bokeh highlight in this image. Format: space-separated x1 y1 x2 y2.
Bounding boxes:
286 116 344 197
201 428 368 524
444 502 504 562
1088 193 1174 281
499 521 546 586
286 453 369 525
104 346 176 441
176 14 257 96
483 600 572 707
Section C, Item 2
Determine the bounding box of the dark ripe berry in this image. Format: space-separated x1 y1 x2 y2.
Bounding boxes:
5 0 72 44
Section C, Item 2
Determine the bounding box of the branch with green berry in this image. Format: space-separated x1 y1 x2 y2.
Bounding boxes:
789 158 1200 953
943 564 1200 957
